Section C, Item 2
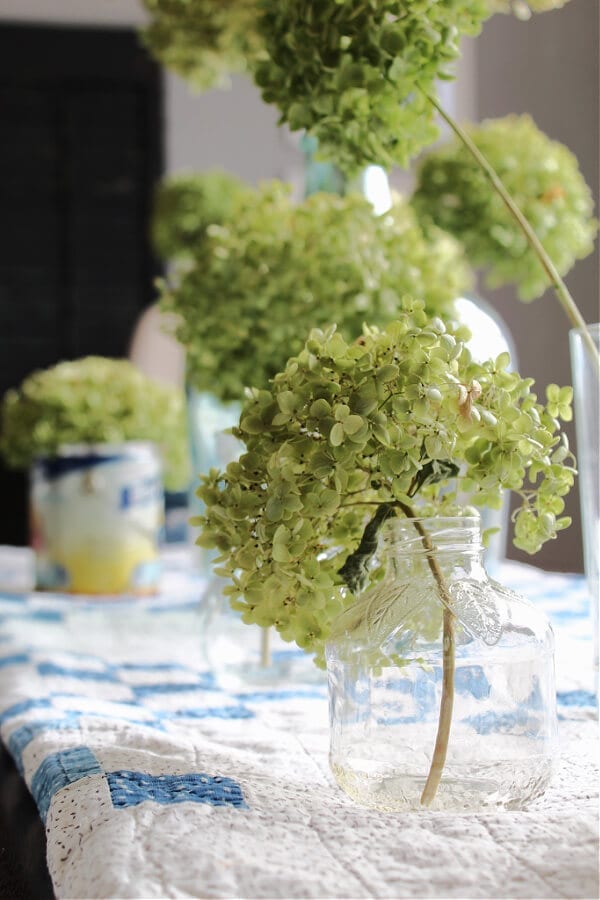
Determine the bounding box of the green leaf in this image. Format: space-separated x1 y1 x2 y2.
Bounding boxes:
266 498 284 521
330 422 345 446
343 414 364 435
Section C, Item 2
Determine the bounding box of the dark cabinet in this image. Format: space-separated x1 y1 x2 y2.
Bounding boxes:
0 24 163 543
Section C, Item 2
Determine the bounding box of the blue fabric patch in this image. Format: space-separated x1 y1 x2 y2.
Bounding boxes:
107 770 248 810
551 608 587 621
2 698 166 742
236 688 325 702
37 662 118 682
375 714 420 725
0 697 52 724
148 601 200 614
0 593 28 603
8 717 80 774
1 609 64 623
119 662 188 673
557 689 598 707
454 666 491 700
169 705 254 721
31 746 102 821
29 609 65 623
463 707 533 735
270 648 309 661
132 673 218 698
0 653 30 668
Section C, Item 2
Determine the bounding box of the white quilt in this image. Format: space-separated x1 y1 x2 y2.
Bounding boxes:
0 547 597 900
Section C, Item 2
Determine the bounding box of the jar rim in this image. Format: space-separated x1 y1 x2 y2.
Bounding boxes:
383 514 483 549
384 514 481 529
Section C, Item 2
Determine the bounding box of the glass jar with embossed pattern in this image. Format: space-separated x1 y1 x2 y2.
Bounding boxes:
326 516 557 812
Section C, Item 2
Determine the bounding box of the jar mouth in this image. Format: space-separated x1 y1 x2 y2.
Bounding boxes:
383 515 483 552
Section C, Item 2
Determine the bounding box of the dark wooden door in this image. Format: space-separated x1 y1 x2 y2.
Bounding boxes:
0 24 163 544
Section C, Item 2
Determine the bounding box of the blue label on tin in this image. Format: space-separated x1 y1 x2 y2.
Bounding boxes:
119 476 162 510
37 454 124 480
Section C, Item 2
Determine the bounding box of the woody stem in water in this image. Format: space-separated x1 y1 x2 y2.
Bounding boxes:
396 502 456 807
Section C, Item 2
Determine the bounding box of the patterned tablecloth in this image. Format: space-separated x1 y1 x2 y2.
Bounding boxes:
0 546 597 900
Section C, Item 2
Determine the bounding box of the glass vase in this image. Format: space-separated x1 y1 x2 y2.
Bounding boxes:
326 516 557 812
186 388 242 576
199 576 326 690
454 294 518 570
569 323 599 671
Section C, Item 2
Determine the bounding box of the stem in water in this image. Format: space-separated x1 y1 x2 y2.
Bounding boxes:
396 501 456 807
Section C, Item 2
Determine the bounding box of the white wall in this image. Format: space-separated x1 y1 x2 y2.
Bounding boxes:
164 74 304 187
473 2 599 573
0 0 148 27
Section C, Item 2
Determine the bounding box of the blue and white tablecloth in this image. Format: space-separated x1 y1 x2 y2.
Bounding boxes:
0 546 597 899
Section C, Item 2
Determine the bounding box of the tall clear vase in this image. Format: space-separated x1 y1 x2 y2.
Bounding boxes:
186 388 242 577
569 324 599 672
454 294 518 570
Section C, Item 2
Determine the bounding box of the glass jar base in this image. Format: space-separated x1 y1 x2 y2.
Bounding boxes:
213 654 326 691
330 758 554 812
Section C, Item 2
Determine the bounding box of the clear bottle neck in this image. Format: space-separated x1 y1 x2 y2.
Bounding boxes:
381 516 487 582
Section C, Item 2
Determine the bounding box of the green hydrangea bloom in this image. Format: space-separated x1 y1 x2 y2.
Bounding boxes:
152 170 251 262
412 115 597 300
252 0 489 174
140 0 263 90
161 181 473 403
198 306 574 664
0 357 189 491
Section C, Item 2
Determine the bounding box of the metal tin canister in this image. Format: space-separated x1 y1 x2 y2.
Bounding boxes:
29 442 163 595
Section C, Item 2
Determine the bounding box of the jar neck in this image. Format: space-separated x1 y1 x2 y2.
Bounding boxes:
381 516 487 582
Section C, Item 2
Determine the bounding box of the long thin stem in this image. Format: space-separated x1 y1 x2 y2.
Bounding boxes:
421 605 455 806
423 90 600 374
260 626 271 668
396 501 456 807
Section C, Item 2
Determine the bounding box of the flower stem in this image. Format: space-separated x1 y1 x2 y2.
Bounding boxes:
396 501 456 807
260 626 272 668
423 90 600 374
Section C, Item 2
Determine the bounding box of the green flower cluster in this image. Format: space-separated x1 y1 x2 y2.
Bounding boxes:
152 170 251 262
140 0 263 89
161 181 472 403
197 303 574 663
0 357 189 491
253 0 489 173
412 115 598 300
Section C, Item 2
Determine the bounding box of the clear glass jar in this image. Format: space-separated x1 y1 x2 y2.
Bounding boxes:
326 516 557 812
186 388 242 576
455 294 518 571
199 576 326 690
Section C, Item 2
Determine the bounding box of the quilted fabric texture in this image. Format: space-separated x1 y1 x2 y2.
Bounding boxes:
0 547 597 899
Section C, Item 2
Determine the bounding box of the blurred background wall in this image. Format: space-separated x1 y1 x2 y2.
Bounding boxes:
470 1 599 572
0 0 597 570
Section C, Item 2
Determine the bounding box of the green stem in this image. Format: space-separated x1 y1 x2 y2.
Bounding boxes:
423 90 600 375
396 501 456 807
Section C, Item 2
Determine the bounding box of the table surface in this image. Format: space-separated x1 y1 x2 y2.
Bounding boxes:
0 546 597 900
